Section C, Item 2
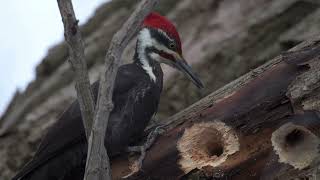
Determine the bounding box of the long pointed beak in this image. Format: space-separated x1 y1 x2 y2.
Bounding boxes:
174 56 204 89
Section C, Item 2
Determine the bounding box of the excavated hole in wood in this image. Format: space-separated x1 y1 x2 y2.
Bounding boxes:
272 123 320 170
177 121 239 173
208 143 224 157
197 128 224 158
285 129 304 148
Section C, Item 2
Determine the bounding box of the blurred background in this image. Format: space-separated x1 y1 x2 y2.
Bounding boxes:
0 0 319 179
0 0 108 116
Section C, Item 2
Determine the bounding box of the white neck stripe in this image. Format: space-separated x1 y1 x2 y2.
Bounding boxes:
138 28 156 82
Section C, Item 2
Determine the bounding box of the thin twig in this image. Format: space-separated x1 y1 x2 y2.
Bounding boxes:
84 0 159 180
57 0 94 139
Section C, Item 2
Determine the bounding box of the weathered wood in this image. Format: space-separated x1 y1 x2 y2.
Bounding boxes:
57 0 94 139
57 0 112 179
109 37 320 179
84 0 159 180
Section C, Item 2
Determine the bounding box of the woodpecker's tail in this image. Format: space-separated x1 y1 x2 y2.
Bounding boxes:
12 143 86 180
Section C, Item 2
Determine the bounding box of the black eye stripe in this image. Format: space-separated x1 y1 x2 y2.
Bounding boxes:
149 28 174 49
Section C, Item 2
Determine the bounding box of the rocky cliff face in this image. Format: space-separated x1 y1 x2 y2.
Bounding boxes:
1 0 319 179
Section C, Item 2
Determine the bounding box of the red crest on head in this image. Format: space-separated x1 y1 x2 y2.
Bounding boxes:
143 12 182 54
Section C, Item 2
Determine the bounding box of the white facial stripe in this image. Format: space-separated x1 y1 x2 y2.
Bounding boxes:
139 28 153 48
150 52 176 68
153 41 177 56
141 28 178 56
150 52 165 63
140 28 176 55
138 29 156 82
138 28 180 82
157 29 174 42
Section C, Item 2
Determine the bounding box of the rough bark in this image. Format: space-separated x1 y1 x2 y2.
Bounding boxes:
109 37 320 179
57 0 94 138
84 0 159 180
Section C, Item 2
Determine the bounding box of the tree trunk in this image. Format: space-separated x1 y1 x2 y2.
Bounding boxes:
111 37 320 179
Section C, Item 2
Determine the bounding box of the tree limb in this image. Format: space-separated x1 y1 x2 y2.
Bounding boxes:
108 37 320 179
57 0 94 139
84 0 159 180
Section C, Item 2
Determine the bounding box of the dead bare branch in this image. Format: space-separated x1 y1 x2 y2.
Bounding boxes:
57 0 94 139
84 0 159 180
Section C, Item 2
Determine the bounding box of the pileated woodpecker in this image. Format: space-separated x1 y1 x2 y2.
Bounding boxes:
12 12 203 180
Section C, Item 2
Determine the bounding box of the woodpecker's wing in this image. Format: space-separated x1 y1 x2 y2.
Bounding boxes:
12 64 142 180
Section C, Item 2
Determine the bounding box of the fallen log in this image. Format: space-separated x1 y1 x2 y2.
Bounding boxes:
109 36 320 179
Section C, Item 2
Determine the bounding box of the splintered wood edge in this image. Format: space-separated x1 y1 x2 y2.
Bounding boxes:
177 121 240 173
271 122 320 170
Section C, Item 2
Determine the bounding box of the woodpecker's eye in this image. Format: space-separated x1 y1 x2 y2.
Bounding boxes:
169 42 176 49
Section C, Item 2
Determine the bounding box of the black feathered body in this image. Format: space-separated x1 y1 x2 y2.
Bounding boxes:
13 62 163 180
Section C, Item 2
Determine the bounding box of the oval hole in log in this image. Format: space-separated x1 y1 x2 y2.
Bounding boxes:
208 143 224 157
199 128 224 158
177 121 239 173
285 129 304 148
271 122 320 170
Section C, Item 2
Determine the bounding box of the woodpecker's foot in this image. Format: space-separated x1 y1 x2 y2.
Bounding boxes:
123 125 166 178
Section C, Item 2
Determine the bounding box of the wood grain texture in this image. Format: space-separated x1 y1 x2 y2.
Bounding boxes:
111 37 320 179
